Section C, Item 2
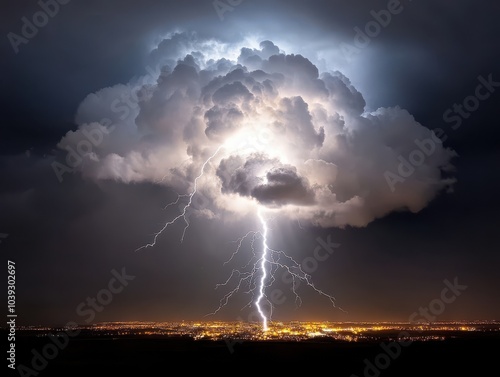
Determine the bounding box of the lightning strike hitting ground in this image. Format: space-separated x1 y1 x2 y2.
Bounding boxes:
256 208 270 331
136 145 225 251
60 33 460 333
207 207 342 331
136 135 343 331
139 148 342 329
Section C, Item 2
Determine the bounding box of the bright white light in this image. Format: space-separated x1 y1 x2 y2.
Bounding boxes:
207 204 341 331
256 207 270 331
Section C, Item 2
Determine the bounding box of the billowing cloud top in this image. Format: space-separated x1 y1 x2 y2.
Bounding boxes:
58 32 456 227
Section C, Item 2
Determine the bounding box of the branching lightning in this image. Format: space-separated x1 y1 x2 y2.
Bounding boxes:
136 145 224 251
70 34 455 333
206 206 342 331
138 143 341 331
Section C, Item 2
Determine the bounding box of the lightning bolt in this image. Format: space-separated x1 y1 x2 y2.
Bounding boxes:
136 145 224 251
207 206 342 331
138 144 342 331
256 207 269 331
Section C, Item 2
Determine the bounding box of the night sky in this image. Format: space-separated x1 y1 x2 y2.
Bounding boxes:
1 0 500 326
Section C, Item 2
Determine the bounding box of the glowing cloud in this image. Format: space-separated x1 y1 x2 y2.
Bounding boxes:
59 31 457 228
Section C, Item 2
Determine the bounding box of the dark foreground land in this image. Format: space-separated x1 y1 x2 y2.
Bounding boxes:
6 331 499 376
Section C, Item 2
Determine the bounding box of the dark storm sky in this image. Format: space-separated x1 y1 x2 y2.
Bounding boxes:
1 0 499 325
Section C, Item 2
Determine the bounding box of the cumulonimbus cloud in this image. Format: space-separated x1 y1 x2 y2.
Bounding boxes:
57 32 457 227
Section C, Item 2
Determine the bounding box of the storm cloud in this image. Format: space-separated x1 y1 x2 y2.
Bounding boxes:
57 32 457 227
